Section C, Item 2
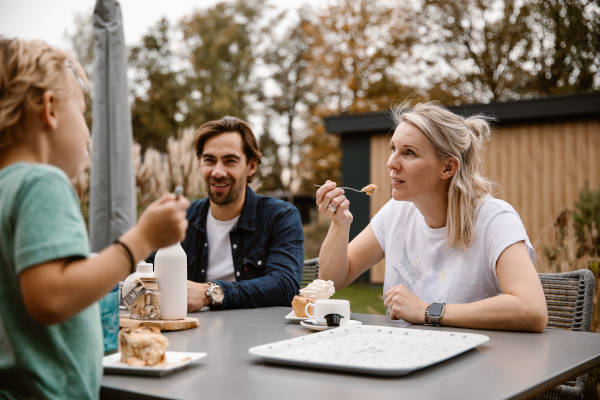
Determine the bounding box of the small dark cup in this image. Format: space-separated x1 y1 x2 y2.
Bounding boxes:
324 313 344 327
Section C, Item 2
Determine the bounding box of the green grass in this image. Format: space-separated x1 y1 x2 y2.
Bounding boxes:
302 221 386 315
331 282 386 315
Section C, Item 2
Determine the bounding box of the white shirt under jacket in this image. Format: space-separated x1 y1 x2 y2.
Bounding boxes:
206 209 239 282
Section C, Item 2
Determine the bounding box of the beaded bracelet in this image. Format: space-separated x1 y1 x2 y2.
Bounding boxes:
113 239 135 274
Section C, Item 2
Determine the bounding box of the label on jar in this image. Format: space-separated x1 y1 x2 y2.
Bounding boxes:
123 281 146 307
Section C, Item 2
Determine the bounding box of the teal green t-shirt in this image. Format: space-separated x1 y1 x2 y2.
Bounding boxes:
0 163 103 400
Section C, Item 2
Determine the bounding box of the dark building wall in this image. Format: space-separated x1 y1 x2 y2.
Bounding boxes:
340 134 370 240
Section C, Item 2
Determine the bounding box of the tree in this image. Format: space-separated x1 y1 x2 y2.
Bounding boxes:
255 115 285 193
296 119 341 194
293 0 416 191
259 12 314 192
422 0 539 103
180 0 267 128
129 18 186 152
421 0 600 103
65 10 95 126
528 0 600 95
301 0 418 114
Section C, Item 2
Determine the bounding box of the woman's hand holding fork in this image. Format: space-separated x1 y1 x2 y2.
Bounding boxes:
315 180 353 225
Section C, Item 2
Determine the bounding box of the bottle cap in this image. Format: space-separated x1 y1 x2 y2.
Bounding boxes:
136 261 153 276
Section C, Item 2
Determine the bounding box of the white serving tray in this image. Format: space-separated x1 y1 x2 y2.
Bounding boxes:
249 325 489 376
103 351 206 376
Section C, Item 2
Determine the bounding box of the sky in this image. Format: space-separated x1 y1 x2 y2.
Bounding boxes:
0 0 314 50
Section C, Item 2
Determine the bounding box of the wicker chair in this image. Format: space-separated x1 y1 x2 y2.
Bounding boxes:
537 269 595 400
301 258 319 288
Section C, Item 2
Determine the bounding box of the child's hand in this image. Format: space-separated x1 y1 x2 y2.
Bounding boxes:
136 193 190 249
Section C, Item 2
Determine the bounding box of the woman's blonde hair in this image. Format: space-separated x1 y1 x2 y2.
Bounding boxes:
391 101 494 250
0 37 87 150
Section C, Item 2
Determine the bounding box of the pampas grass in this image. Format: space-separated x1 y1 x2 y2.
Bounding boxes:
73 128 205 222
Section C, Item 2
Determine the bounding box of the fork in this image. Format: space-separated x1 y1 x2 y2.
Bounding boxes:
314 184 364 194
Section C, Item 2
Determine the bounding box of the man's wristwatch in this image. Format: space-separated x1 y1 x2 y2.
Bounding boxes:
206 282 224 307
425 302 446 326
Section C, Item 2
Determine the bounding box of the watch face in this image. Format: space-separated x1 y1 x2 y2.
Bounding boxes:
429 303 444 317
208 283 224 304
212 285 224 302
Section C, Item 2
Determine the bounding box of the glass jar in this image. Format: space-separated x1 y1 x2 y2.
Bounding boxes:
122 277 161 320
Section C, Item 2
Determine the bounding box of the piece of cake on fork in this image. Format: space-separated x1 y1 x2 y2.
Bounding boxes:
361 184 377 196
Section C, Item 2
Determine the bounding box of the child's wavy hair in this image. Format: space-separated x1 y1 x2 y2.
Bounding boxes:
0 37 87 150
391 101 495 250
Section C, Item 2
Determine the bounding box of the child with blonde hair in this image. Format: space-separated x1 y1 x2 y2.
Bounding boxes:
0 37 189 399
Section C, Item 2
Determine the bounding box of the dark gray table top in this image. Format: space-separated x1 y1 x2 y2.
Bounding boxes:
102 307 600 400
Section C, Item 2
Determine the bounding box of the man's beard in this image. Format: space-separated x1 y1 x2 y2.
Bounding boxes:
207 177 242 205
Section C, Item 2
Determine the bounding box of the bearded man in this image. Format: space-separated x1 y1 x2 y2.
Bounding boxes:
172 116 304 310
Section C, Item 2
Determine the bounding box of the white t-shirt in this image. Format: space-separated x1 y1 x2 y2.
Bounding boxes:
371 196 535 304
206 210 240 282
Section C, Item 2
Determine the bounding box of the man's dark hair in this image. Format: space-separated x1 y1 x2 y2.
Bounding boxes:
194 116 262 182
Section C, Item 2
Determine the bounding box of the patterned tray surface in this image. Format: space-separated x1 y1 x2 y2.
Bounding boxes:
249 325 489 376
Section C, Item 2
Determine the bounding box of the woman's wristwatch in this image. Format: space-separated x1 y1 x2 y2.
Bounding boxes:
424 302 446 326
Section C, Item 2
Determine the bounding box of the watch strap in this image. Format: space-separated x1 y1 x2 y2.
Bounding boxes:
424 304 432 325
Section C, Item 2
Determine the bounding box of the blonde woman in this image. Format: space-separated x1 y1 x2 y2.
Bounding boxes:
316 102 548 332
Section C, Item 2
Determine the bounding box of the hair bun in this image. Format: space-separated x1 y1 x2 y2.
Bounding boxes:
465 115 492 144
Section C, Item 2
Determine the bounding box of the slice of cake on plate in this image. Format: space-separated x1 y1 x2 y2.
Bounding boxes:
291 279 335 317
118 326 169 367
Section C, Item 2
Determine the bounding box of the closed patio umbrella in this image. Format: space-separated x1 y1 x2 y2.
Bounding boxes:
90 0 135 252
90 0 135 353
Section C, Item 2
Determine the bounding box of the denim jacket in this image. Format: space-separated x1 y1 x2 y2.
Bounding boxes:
175 186 303 309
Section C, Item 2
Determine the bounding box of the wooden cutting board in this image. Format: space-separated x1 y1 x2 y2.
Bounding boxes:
119 316 199 331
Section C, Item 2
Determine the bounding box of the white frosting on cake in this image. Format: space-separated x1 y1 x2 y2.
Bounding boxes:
299 279 335 300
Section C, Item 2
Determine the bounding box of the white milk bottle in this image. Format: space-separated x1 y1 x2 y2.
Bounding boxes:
154 243 187 320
